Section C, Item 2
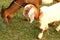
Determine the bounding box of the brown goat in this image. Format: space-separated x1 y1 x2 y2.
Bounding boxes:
1 0 42 24
55 0 60 2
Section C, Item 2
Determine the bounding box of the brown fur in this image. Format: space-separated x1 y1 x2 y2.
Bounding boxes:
52 21 56 26
23 5 33 21
55 0 60 2
23 4 43 21
34 6 40 20
1 0 42 24
39 28 43 33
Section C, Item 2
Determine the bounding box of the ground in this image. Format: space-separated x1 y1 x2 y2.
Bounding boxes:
0 0 60 40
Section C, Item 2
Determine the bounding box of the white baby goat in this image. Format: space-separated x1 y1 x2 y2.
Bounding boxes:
23 2 60 39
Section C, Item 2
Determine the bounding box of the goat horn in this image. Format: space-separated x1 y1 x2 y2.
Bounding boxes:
0 5 4 14
1 5 4 10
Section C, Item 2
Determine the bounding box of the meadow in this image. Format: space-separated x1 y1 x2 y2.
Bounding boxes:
0 0 60 40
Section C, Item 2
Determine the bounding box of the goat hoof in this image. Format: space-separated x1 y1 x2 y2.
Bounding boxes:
36 37 41 40
56 29 59 32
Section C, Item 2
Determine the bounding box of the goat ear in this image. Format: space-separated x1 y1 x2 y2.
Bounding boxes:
29 13 34 23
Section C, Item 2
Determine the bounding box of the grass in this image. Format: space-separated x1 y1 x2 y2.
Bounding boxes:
0 0 60 40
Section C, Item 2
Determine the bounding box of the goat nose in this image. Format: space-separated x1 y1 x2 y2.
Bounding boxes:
24 18 30 21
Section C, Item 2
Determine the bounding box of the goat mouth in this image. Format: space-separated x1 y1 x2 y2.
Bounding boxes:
24 18 30 21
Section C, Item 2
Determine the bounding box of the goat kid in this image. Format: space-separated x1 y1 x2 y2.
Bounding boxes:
23 2 60 39
38 3 60 39
23 4 40 23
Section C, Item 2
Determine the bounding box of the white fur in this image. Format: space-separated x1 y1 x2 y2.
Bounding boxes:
42 0 53 4
40 2 60 30
23 4 36 23
23 2 60 39
38 2 60 39
38 32 43 39
56 25 60 32
23 4 34 16
28 8 35 23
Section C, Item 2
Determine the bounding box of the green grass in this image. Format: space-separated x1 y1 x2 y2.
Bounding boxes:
0 0 60 40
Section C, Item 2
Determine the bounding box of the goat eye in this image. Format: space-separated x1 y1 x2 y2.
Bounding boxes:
7 16 10 19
